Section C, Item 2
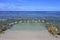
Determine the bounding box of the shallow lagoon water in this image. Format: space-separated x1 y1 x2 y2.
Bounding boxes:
10 23 47 31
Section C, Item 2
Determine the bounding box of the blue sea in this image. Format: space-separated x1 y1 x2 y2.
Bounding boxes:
0 11 60 20
0 11 60 31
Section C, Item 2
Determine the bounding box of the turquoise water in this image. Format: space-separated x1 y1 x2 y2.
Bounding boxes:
10 23 47 31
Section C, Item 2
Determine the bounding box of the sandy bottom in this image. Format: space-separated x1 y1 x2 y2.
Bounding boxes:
0 30 60 40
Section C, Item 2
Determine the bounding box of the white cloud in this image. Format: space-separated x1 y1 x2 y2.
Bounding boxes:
0 3 37 11
0 3 23 11
0 2 60 11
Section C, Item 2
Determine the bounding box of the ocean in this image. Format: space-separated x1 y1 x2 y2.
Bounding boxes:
0 11 60 20
0 11 60 31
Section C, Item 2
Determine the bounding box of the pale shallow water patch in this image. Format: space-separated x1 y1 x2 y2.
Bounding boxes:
10 23 47 31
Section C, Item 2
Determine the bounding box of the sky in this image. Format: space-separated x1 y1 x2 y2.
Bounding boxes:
0 0 60 11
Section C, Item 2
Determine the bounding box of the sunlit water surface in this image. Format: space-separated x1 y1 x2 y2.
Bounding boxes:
10 23 47 31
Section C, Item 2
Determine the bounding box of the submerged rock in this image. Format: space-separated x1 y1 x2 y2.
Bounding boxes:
0 26 7 33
